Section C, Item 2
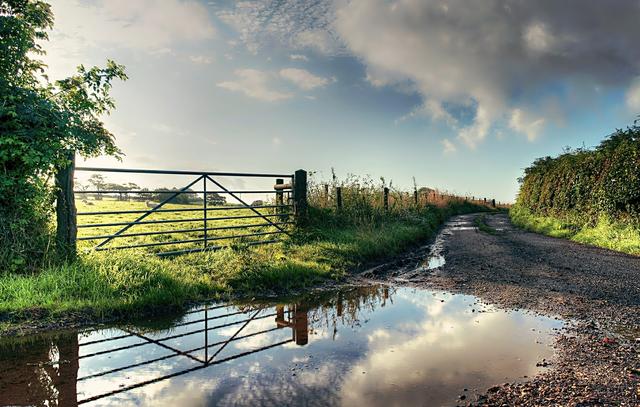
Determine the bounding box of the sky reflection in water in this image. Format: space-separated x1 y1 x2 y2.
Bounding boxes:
0 285 563 406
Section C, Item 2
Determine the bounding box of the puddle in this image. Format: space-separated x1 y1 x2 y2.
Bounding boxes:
422 215 477 271
0 285 562 406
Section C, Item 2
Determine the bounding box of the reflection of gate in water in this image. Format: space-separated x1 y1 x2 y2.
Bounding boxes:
0 304 309 406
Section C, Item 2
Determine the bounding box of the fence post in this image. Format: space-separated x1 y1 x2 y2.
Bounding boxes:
293 170 307 222
491 198 496 208
336 186 342 210
55 151 77 259
383 187 389 211
275 178 284 219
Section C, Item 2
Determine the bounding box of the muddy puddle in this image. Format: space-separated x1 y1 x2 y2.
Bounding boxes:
0 285 563 406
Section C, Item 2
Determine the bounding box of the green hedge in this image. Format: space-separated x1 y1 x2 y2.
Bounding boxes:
516 124 640 224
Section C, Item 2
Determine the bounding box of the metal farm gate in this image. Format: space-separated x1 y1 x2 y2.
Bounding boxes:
54 159 307 257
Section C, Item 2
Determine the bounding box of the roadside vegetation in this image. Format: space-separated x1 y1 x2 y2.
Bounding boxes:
511 121 640 255
1 177 490 329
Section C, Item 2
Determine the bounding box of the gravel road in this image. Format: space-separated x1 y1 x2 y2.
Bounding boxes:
359 213 640 406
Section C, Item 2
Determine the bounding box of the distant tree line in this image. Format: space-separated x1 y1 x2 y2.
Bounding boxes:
80 174 227 205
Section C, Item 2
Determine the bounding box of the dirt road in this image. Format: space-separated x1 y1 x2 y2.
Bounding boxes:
360 213 640 405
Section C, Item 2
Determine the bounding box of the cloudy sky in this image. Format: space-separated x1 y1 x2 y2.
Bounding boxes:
44 0 640 201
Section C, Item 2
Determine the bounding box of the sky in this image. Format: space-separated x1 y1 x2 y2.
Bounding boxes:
42 0 640 202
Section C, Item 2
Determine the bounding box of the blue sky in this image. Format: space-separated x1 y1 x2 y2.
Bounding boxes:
43 0 640 202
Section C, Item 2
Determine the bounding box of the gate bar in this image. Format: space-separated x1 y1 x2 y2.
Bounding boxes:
78 213 292 228
77 204 291 216
76 166 294 178
78 222 294 241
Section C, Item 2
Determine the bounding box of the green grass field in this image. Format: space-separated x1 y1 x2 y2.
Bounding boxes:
75 199 291 254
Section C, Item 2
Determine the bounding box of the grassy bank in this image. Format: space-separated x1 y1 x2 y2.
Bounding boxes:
0 199 487 330
510 205 640 255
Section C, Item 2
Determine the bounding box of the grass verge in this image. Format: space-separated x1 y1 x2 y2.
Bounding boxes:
510 205 640 255
0 201 487 333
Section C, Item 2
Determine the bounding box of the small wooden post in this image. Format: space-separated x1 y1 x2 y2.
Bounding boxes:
491 198 496 208
414 189 418 206
293 170 307 222
55 151 77 259
383 187 389 211
336 186 343 210
275 178 284 219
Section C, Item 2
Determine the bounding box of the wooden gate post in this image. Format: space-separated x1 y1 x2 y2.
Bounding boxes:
383 187 389 211
55 151 77 259
275 178 284 219
336 187 343 211
293 170 307 223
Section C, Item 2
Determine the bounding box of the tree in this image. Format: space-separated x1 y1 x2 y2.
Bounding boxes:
87 174 106 200
0 0 127 271
155 188 199 205
207 192 227 206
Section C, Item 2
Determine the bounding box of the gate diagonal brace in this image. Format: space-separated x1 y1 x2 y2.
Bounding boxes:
95 175 205 249
122 328 206 365
205 175 290 236
207 309 262 364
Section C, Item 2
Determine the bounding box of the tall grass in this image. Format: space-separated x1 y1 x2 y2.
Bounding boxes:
306 172 495 227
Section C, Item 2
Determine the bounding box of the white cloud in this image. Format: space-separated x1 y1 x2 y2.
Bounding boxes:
627 77 640 113
524 22 555 53
294 30 338 54
398 99 457 126
48 0 215 50
509 109 546 142
43 0 216 79
217 69 293 101
213 1 640 147
331 0 640 148
279 68 333 90
189 55 213 64
289 54 309 62
457 106 493 149
216 1 342 55
441 138 457 154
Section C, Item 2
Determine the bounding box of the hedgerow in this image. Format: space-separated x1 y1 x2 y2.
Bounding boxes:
516 122 640 224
